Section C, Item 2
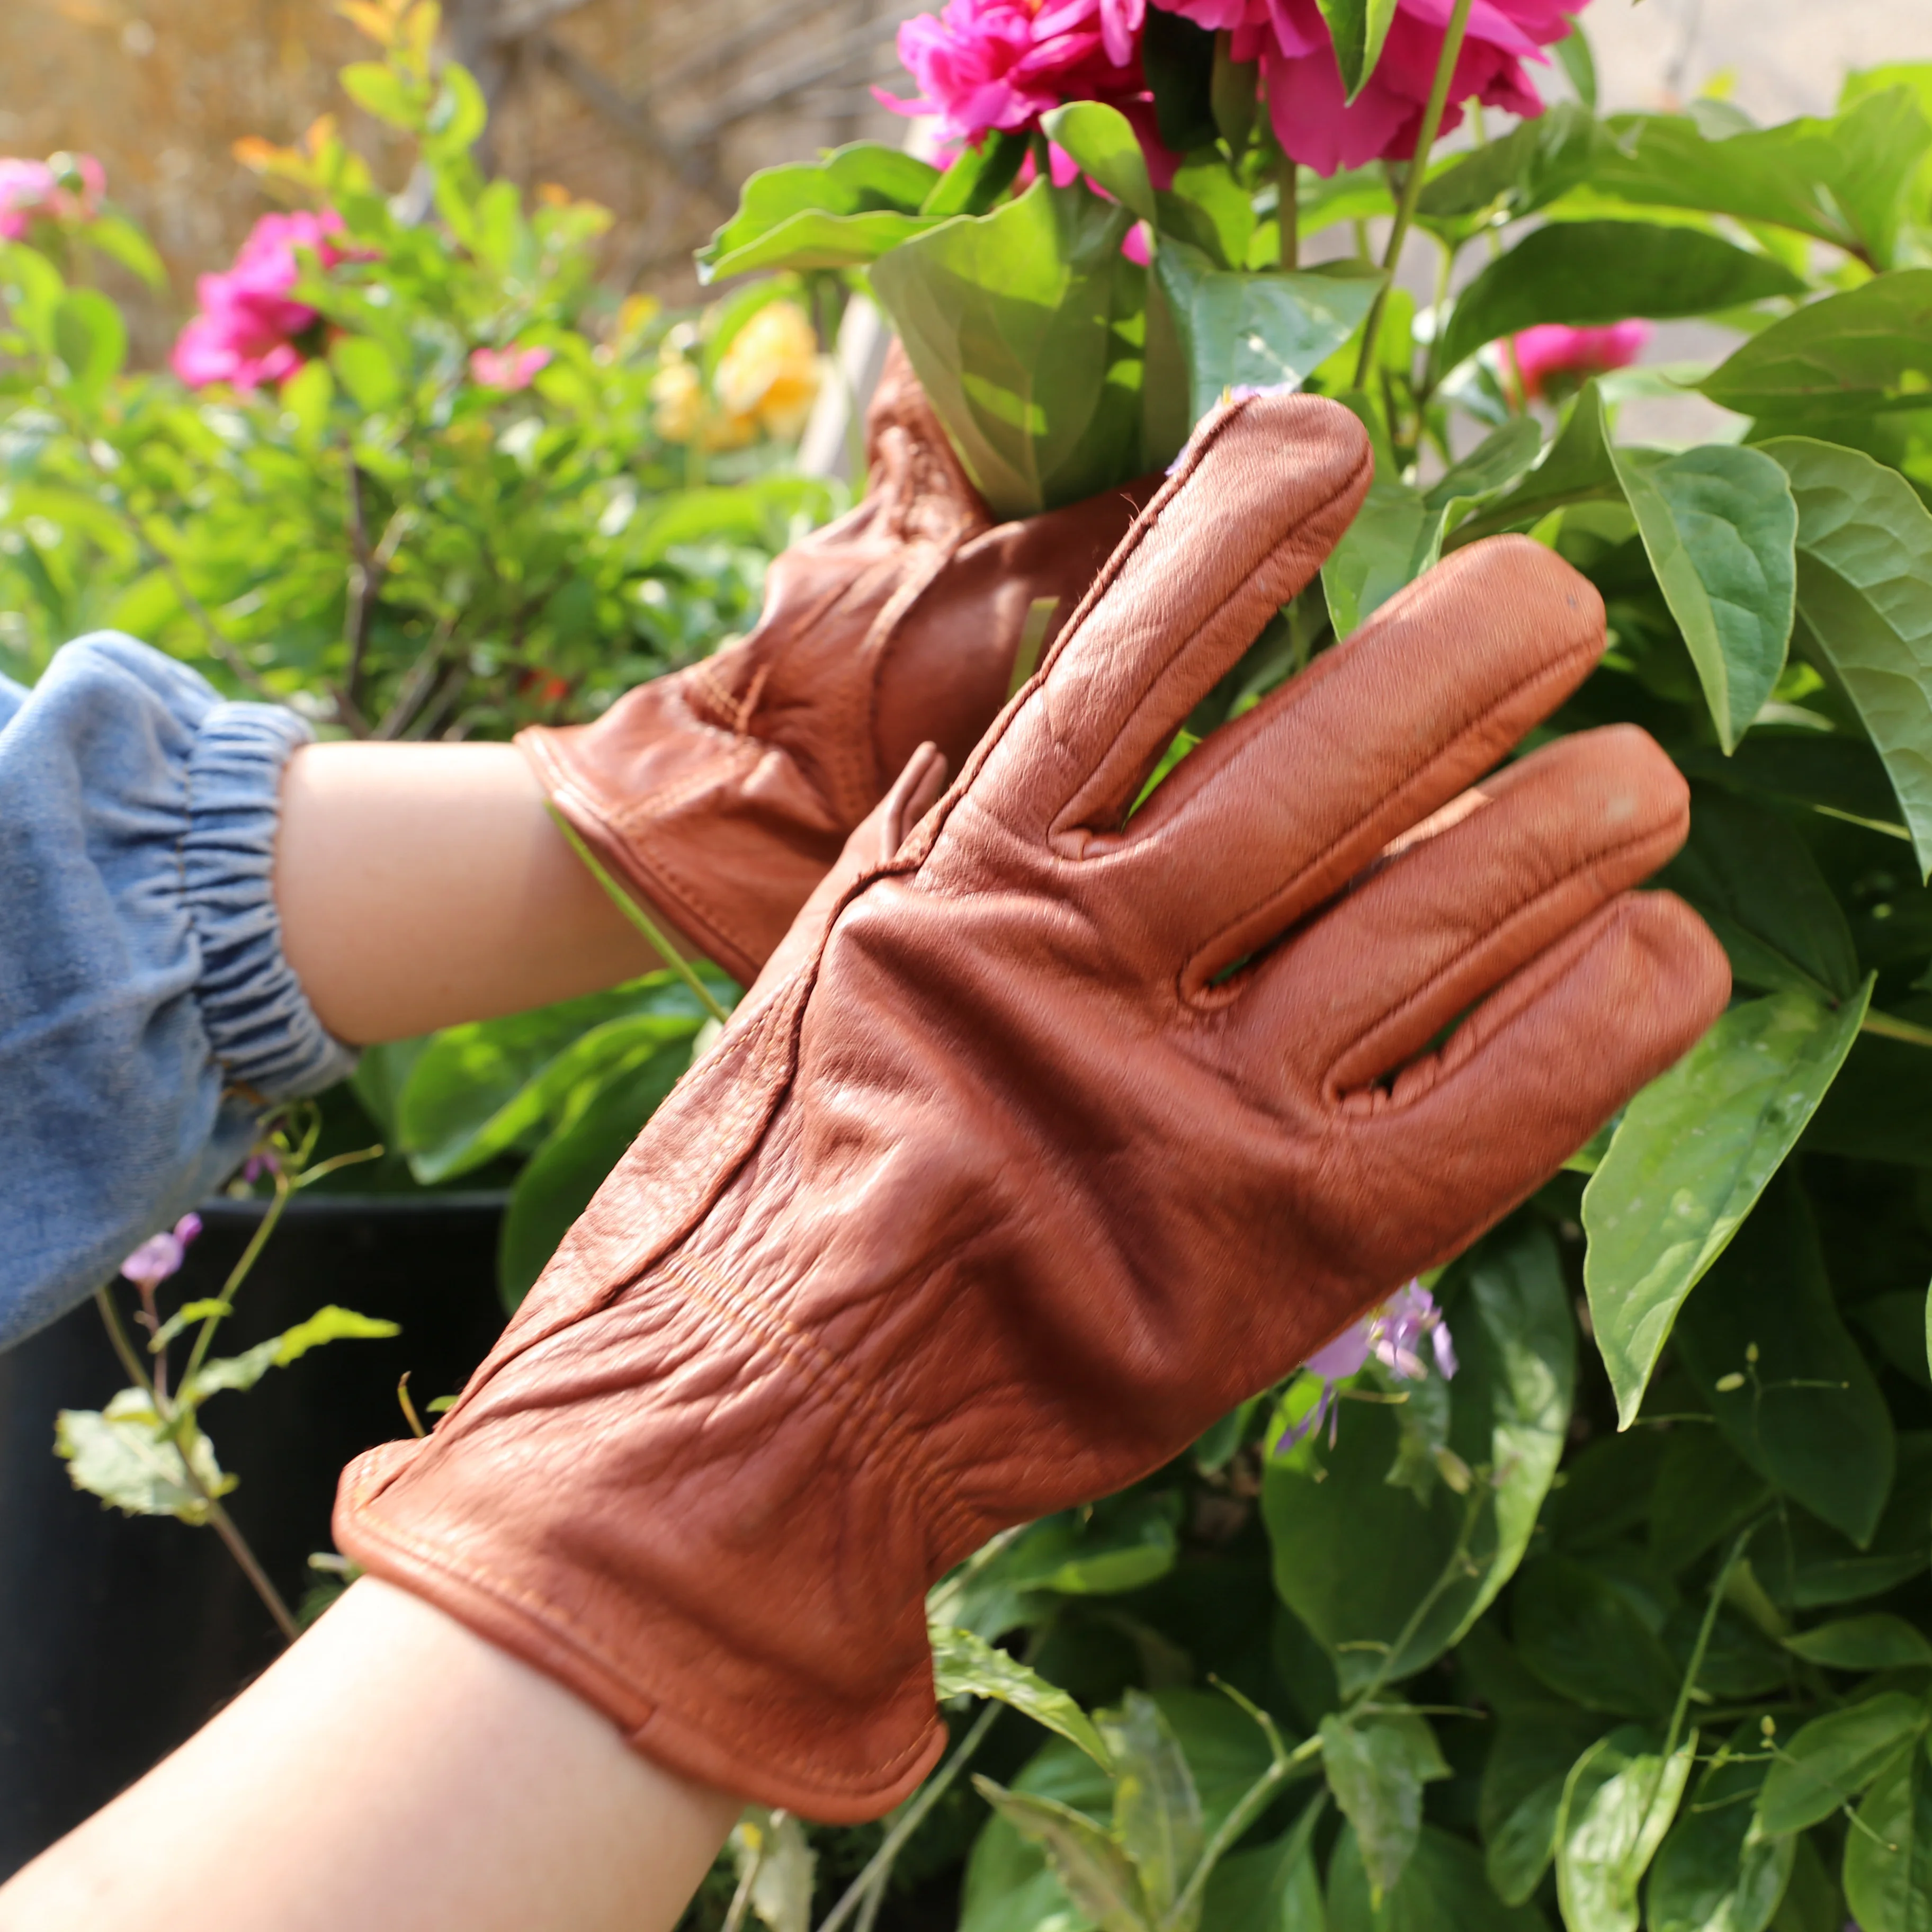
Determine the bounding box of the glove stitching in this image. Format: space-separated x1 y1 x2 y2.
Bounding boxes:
1320 816 1680 1105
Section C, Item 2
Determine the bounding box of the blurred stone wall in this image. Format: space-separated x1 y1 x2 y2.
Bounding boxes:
0 0 916 363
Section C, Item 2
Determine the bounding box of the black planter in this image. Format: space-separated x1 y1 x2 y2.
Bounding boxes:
0 1193 508 1879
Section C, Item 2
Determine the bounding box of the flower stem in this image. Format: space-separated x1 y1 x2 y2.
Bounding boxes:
180 1163 292 1391
1353 0 1475 389
543 802 732 1024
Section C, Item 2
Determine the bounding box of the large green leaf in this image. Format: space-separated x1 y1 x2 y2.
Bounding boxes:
1042 103 1156 223
1557 1728 1697 1932
1321 482 1444 641
1754 1692 1928 1837
931 1624 1111 1767
55 1389 235 1524
1783 1614 1932 1670
1842 1742 1932 1932
1607 442 1796 750
1102 1692 1203 1918
1589 91 1932 265
1581 981 1873 1429
702 207 944 279
1200 1799 1327 1931
1320 1711 1450 1903
1316 0 1399 103
1758 439 1932 879
184 1304 400 1403
973 1781 1149 1932
1448 379 1623 548
1660 789 1859 1001
1647 1427 1771 1577
1265 1221 1573 1693
1481 1709 1611 1905
1416 102 1604 230
1513 1558 1681 1720
1673 1178 1896 1546
1647 1727 1794 1932
1437 224 1805 377
1327 1822 1550 1931
696 141 940 278
870 178 1147 516
1153 242 1381 426
1703 271 1932 417
1754 1434 1932 1610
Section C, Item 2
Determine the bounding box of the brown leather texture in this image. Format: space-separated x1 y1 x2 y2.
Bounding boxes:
516 344 1158 984
336 391 1730 1823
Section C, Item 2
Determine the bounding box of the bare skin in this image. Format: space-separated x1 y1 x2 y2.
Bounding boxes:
0 1578 741 1931
274 740 673 1044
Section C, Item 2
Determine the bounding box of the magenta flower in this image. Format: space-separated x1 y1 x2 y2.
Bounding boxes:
1276 1280 1457 1450
120 1214 203 1292
469 344 554 392
171 209 351 392
1508 319 1649 401
0 151 105 239
880 0 1143 143
1154 0 1582 175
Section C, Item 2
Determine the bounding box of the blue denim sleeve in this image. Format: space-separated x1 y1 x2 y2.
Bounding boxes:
0 634 357 1348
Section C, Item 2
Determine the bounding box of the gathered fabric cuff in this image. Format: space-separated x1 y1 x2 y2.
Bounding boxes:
182 702 358 1101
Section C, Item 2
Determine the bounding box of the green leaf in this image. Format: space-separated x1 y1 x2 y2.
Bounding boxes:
1660 789 1859 1001
1417 102 1603 228
1557 1728 1697 1932
1758 438 1932 880
1754 1692 1928 1837
51 288 126 405
1265 1220 1575 1693
1582 982 1873 1429
338 60 422 129
870 177 1147 517
1000 1491 1182 1597
426 61 487 151
920 130 1029 219
56 1389 236 1523
1155 156 1257 272
1756 1433 1932 1609
1607 442 1796 750
1648 1427 1772 1576
1842 1741 1932 1932
697 142 942 277
1437 223 1805 377
1703 271 1932 417
1043 103 1156 223
329 334 404 413
1783 1614 1932 1670
1482 1710 1610 1906
83 211 166 288
1316 0 1399 103
1328 1821 1550 1931
973 1778 1151 1932
931 1623 1111 1767
1102 1690 1204 1917
1514 1558 1682 1720
1673 1178 1895 1546
1850 1291 1932 1391
1320 1711 1450 1903
1554 22 1597 110
1590 91 1932 266
1770 1835 1844 1932
1648 1726 1794 1932
1153 241 1382 426
184 1304 400 1403
497 1037 697 1310
1321 482 1445 640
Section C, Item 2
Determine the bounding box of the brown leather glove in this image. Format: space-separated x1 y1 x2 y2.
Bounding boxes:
516 345 1159 984
337 392 1729 1822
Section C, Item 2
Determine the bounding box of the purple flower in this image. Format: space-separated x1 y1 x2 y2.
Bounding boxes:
120 1214 203 1291
242 1151 281 1183
1275 1280 1456 1450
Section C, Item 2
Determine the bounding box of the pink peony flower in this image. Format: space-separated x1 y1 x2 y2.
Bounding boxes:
1508 318 1649 401
1276 1280 1457 1450
0 152 105 239
469 344 554 391
1155 0 1583 175
880 0 1144 143
171 209 352 392
121 1213 203 1292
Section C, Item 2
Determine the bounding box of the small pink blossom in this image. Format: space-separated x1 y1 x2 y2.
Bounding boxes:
1276 1281 1457 1450
0 152 105 240
469 344 554 391
120 1214 203 1292
1153 0 1583 175
171 209 352 392
1508 319 1650 401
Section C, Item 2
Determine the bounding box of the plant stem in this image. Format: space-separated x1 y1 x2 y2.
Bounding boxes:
816 1701 1001 1932
1353 0 1476 388
1164 1696 1301 1932
94 1283 155 1394
544 802 732 1023
1278 154 1299 270
180 1165 293 1391
1662 1518 1764 1766
1345 1479 1488 1712
721 1826 768 1932
1864 1007 1932 1049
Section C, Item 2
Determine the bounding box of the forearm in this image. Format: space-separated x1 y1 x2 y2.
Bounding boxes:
275 741 672 1044
0 1579 740 1932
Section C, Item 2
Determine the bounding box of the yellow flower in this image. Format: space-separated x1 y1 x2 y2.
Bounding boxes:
649 361 704 445
714 301 823 443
